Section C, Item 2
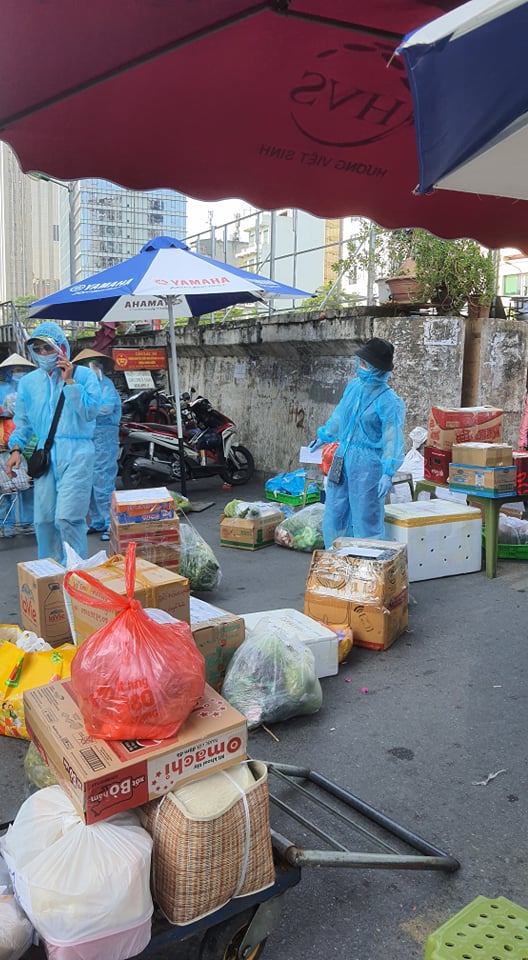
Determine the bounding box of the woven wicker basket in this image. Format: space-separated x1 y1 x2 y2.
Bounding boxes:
139 759 275 925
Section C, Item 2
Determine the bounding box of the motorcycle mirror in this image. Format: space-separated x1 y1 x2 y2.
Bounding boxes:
181 392 190 401
190 387 196 395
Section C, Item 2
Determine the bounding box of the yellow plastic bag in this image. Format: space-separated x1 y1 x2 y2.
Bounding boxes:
0 639 76 739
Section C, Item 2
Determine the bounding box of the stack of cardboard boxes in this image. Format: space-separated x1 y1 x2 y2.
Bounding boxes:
424 406 504 484
110 487 181 571
448 442 517 497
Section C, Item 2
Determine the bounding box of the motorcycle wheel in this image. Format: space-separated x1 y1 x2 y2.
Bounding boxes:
220 445 255 486
121 450 159 490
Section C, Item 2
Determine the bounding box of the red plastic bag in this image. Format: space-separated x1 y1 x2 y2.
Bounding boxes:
321 442 339 476
63 543 205 740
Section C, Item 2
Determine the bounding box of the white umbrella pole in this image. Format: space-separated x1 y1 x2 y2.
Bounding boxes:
166 295 187 498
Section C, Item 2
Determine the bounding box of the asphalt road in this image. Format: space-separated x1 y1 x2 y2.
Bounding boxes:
0 474 526 960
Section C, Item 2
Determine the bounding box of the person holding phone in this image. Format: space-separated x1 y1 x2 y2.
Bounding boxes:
310 337 405 548
5 321 101 564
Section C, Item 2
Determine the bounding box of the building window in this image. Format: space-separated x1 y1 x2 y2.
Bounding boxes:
52 224 59 242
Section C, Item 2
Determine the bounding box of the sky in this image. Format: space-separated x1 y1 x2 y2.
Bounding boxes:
185 197 252 239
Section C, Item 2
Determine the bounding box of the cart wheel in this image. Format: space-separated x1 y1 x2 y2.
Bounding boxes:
199 907 268 960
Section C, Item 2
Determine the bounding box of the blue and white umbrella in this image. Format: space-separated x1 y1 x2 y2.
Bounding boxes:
29 235 312 447
399 0 528 200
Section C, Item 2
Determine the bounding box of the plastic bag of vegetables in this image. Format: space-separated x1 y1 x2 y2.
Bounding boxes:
222 620 322 728
274 502 325 551
179 522 221 591
24 742 57 792
224 499 286 519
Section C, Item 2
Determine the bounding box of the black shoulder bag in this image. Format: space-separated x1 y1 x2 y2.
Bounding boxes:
27 390 66 479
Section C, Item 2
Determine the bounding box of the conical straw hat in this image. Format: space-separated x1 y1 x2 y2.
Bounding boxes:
73 348 113 364
0 352 36 368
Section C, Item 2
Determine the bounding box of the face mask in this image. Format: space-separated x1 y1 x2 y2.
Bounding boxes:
38 354 58 372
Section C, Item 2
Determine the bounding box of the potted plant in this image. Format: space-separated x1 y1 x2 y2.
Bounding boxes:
338 223 496 314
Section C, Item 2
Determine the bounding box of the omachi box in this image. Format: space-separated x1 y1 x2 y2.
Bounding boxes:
220 512 284 550
449 464 517 494
189 597 245 692
17 559 71 647
242 608 339 678
427 406 503 452
110 515 181 571
513 451 528 495
67 555 190 644
23 680 248 824
424 446 452 484
451 442 513 468
317 540 408 606
111 487 175 524
384 500 482 581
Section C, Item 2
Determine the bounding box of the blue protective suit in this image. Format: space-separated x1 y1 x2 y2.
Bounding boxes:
88 372 122 532
317 359 405 547
8 322 101 564
0 369 34 534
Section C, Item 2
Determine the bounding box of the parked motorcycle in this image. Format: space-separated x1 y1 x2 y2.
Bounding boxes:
119 389 255 488
120 388 176 425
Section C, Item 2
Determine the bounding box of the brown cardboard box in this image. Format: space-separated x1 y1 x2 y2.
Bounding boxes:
451 442 513 468
109 516 181 571
449 464 517 494
189 597 245 692
311 542 408 606
304 591 408 652
427 406 503 452
67 555 190 644
220 512 284 550
24 680 248 824
17 559 71 647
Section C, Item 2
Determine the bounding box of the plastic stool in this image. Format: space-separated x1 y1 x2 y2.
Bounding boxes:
392 471 414 499
425 896 528 960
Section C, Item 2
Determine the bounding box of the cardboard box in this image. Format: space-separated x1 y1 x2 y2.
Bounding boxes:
513 451 528 495
242 608 339 678
220 512 284 550
451 442 513 468
304 590 408 652
24 680 247 824
111 487 175 524
17 559 71 646
310 541 408 606
109 516 181 571
427 406 503 452
424 446 452 484
189 597 245 692
449 464 517 494
67 556 190 644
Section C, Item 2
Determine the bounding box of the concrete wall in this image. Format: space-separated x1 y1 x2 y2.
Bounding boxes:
117 308 528 474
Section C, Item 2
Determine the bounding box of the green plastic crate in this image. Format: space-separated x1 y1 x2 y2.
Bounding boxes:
482 531 528 560
425 896 528 960
265 489 321 506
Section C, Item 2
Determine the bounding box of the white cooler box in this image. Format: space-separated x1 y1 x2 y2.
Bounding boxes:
384 500 482 581
242 608 339 678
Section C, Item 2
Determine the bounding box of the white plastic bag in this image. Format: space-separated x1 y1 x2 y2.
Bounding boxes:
1 786 153 960
63 542 108 644
0 853 34 960
390 426 427 503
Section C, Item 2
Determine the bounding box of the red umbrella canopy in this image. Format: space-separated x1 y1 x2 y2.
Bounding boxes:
2 0 527 249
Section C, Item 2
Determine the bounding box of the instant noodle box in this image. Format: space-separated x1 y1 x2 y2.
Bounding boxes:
111 486 175 524
304 541 409 651
189 597 245 692
67 555 190 645
427 406 503 452
23 680 248 824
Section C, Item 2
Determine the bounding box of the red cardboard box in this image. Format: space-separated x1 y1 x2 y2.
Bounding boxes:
23 680 247 824
427 406 503 452
424 446 452 484
513 451 528 495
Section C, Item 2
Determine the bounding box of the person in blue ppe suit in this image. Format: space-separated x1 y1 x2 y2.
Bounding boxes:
6 322 101 565
0 353 36 537
73 349 122 541
312 337 405 548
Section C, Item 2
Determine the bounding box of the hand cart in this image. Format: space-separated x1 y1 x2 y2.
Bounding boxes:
3 762 459 960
